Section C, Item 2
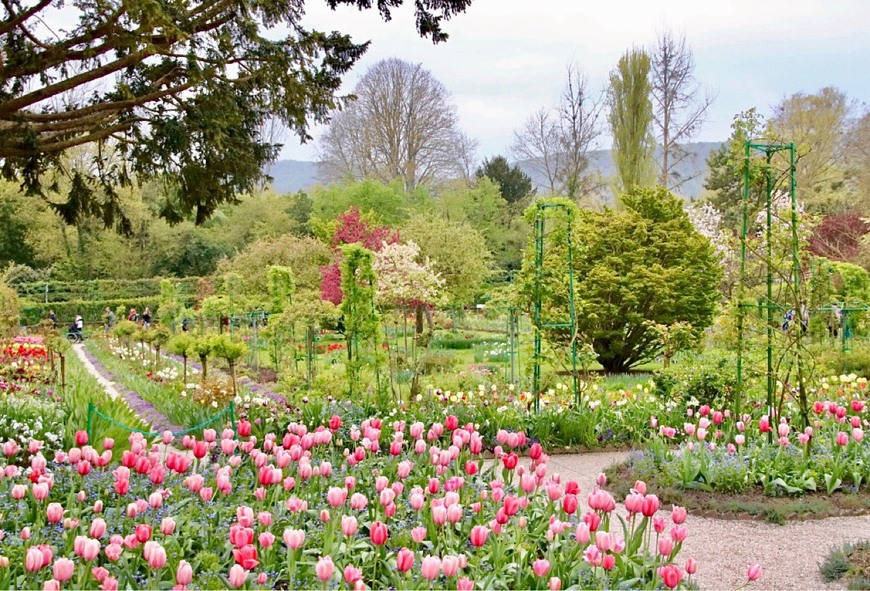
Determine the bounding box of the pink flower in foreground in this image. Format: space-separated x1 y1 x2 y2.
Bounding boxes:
316 556 334 581
659 564 682 589
421 556 441 580
228 565 247 587
748 563 763 581
532 559 550 577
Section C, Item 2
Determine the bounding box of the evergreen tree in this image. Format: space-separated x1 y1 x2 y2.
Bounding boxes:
475 156 534 204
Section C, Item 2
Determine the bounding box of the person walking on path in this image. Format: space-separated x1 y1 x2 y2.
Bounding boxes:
142 307 152 329
104 307 116 334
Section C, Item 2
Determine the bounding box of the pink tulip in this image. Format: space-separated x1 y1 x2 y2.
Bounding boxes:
469 525 489 547
837 431 849 446
32 482 49 500
43 580 60 591
90 518 107 538
442 555 460 577
659 564 682 589
258 532 275 548
341 515 358 537
161 517 176 536
327 487 347 508
81 539 101 561
147 543 167 569
397 547 415 572
315 556 334 581
671 505 687 524
686 557 698 575
411 527 427 543
549 576 562 590
283 529 305 549
101 576 119 591
747 563 763 581
421 555 441 580
641 494 660 517
177 560 193 586
105 543 123 562
228 564 248 587
658 537 674 556
344 564 363 584
46 503 64 524
532 559 550 577
26 546 44 572
457 576 475 590
595 532 613 552
52 558 75 582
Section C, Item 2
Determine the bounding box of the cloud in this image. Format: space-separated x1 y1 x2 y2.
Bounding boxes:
279 0 870 161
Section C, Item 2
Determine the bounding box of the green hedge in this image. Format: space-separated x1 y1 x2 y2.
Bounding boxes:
15 277 199 303
20 297 161 326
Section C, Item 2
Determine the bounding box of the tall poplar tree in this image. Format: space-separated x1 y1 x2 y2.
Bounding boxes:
607 49 655 196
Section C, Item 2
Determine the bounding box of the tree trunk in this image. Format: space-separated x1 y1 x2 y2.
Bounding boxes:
199 356 208 382
59 354 66 392
229 361 237 397
415 305 424 335
155 344 161 370
182 354 188 384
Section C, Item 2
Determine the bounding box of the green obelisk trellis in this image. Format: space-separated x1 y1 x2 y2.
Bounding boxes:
505 306 521 388
735 141 804 428
532 202 579 413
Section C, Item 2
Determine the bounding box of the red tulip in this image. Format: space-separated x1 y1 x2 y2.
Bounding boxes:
370 520 388 546
469 525 489 547
135 524 152 544
562 494 578 515
233 545 259 570
659 565 682 589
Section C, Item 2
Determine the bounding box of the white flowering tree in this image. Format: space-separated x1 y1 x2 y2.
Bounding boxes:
686 202 738 296
373 241 445 400
373 241 445 312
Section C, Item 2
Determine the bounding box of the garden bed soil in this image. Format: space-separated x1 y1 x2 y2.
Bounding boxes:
606 460 870 523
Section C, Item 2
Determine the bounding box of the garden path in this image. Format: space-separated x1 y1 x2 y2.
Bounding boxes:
555 451 859 590
72 343 120 400
74 342 184 434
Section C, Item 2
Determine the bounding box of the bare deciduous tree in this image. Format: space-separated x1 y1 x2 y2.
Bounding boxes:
556 64 604 199
651 29 715 190
318 58 474 191
510 108 561 195
511 64 603 199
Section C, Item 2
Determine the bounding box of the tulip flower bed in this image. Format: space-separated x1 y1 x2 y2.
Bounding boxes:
1 336 51 390
0 418 708 590
98 335 701 450
605 376 870 520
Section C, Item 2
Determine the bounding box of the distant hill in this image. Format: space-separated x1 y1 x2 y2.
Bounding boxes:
515 141 723 201
265 141 724 198
265 159 321 193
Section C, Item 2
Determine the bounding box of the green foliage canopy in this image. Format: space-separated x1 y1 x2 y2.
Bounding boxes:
0 0 472 228
518 189 721 372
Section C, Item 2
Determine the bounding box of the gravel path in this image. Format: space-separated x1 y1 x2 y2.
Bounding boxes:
72 342 121 400
553 451 860 590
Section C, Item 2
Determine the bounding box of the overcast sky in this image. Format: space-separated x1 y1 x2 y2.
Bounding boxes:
280 0 870 162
